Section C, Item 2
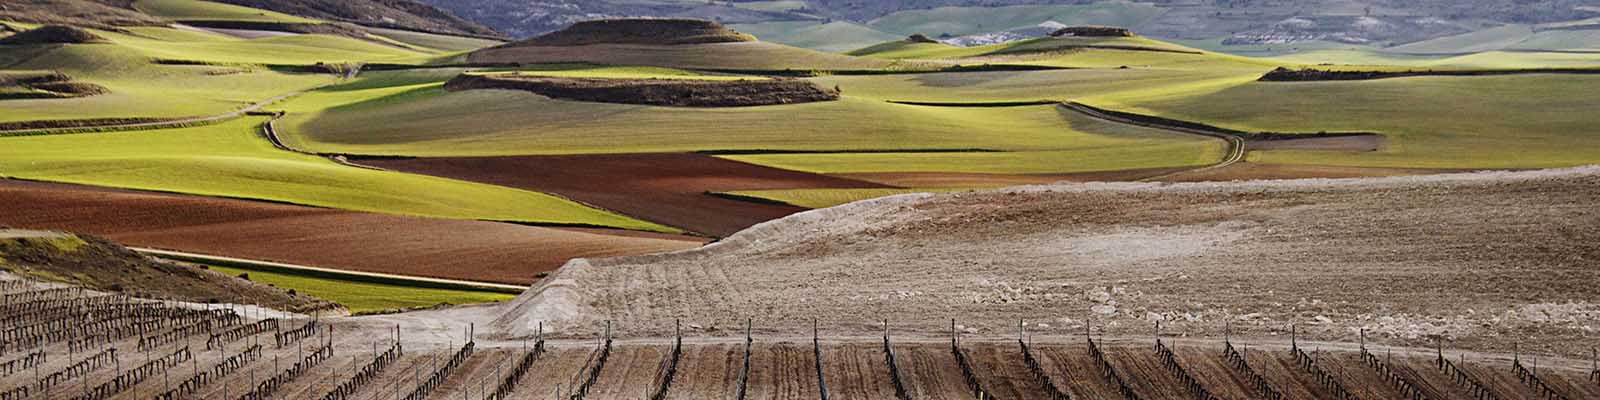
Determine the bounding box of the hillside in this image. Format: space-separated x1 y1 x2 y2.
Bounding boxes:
206 0 503 38
472 19 888 70
0 229 331 311
493 167 1600 357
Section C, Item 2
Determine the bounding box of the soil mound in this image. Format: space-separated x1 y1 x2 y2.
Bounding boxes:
506 18 755 47
444 74 838 107
1049 26 1134 37
905 33 939 43
0 25 108 45
0 230 332 312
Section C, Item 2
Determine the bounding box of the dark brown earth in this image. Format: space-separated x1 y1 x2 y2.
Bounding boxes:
837 168 1192 188
444 74 839 107
0 179 704 285
356 153 891 237
503 18 753 47
0 231 331 312
1259 66 1600 81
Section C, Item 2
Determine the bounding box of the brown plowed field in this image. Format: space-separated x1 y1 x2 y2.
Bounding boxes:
665 343 739 399
1392 355 1482 399
1032 343 1123 399
1233 347 1335 399
0 179 704 285
895 344 972 399
960 342 1053 400
1102 342 1196 399
746 341 822 400
1172 344 1260 400
434 349 517 397
358 153 889 237
817 342 899 399
1317 351 1409 399
506 346 600 399
586 345 667 398
1156 162 1473 182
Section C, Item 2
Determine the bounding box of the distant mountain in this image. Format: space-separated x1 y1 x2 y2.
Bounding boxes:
416 0 1600 52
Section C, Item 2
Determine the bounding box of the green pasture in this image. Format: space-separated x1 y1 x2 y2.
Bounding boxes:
1101 74 1600 169
730 21 901 53
98 29 430 64
865 3 1163 37
205 264 515 314
0 42 336 124
0 117 674 232
720 188 967 209
133 0 319 23
812 67 1259 103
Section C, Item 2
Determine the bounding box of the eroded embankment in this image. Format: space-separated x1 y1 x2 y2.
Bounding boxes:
444 74 839 107
490 167 1600 358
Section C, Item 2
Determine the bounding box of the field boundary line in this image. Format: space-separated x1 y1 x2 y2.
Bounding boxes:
0 89 312 137
1056 101 1245 180
131 247 527 293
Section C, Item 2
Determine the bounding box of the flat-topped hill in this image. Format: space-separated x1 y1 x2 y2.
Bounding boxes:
0 25 109 45
507 18 755 47
1050 26 1134 37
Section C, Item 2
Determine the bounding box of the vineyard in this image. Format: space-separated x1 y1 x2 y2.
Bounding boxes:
3 272 1598 400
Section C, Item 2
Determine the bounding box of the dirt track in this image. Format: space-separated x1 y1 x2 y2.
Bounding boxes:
358 153 890 237
0 179 703 285
493 167 1600 357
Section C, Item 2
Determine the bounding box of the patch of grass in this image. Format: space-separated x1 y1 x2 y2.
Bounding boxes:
280 79 1220 166
721 188 967 208
0 117 677 232
1103 74 1600 169
205 264 515 314
866 3 1163 37
729 21 901 53
0 42 337 124
133 0 320 24
812 67 1260 103
365 27 502 53
99 30 430 64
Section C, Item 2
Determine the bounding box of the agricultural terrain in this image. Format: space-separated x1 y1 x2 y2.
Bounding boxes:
2 2 1599 395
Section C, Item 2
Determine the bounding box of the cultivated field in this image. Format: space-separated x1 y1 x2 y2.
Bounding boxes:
0 179 702 285
357 153 889 237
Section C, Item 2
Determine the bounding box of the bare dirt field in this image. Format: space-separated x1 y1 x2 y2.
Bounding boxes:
492 167 1600 359
357 153 890 237
1157 162 1475 182
0 179 703 284
838 168 1192 188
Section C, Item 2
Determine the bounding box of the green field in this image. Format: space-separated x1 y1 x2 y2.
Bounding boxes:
866 3 1163 37
1101 74 1600 169
730 21 902 53
133 0 320 23
205 264 515 314
813 68 1260 104
0 117 674 231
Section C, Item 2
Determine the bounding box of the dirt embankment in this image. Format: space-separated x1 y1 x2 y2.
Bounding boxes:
1259 66 1600 81
0 25 108 45
503 18 755 47
493 167 1600 358
444 74 839 107
0 230 332 312
0 71 110 100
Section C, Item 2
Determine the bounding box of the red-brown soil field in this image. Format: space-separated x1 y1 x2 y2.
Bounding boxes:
357 153 891 237
0 179 703 284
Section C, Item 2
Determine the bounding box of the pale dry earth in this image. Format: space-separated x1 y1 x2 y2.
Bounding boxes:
493 167 1600 359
